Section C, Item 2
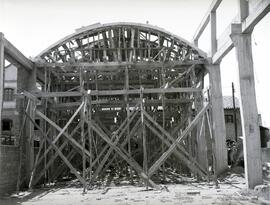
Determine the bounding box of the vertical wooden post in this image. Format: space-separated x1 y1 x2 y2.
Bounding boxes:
161 65 166 181
207 64 228 175
80 67 86 192
87 91 92 185
44 67 48 184
0 33 4 136
196 80 208 171
231 25 262 188
140 87 148 190
232 82 238 142
125 66 132 181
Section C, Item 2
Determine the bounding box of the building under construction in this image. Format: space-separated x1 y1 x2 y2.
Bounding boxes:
0 0 269 196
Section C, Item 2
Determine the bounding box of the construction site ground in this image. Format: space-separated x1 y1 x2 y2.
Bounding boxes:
1 168 269 205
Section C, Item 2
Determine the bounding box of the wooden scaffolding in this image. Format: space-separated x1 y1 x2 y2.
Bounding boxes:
18 23 217 190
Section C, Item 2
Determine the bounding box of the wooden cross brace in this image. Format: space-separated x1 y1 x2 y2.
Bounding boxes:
144 103 210 177
24 111 87 187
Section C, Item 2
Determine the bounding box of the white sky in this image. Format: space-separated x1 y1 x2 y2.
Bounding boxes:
0 0 269 127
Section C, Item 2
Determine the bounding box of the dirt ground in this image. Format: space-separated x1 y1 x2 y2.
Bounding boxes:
0 174 266 205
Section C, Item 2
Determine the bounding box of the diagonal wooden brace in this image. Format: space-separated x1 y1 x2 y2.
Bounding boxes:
89 121 160 190
147 103 209 177
25 111 87 187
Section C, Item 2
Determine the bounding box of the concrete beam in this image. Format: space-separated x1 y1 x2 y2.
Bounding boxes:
231 25 263 189
242 0 270 33
212 0 270 64
0 33 4 135
193 0 222 43
2 35 34 71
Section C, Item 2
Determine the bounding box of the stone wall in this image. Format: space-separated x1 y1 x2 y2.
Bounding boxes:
0 145 19 195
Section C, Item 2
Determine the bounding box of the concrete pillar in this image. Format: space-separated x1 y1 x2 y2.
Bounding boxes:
207 64 228 175
231 26 262 189
0 33 4 135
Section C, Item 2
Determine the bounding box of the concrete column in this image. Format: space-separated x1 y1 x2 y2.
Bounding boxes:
231 28 262 189
0 33 4 135
207 64 228 175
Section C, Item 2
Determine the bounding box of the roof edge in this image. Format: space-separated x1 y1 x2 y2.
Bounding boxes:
35 22 207 60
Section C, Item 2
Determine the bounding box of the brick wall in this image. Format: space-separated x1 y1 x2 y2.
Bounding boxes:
0 145 19 195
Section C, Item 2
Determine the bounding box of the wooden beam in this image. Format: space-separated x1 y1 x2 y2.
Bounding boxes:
35 60 206 71
140 88 148 188
32 87 201 98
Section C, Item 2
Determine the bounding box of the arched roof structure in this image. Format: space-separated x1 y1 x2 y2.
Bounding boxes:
35 22 206 64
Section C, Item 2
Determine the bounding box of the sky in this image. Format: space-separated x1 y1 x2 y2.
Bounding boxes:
0 0 269 127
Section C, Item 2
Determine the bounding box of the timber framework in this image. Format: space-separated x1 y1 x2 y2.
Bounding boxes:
0 0 269 194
